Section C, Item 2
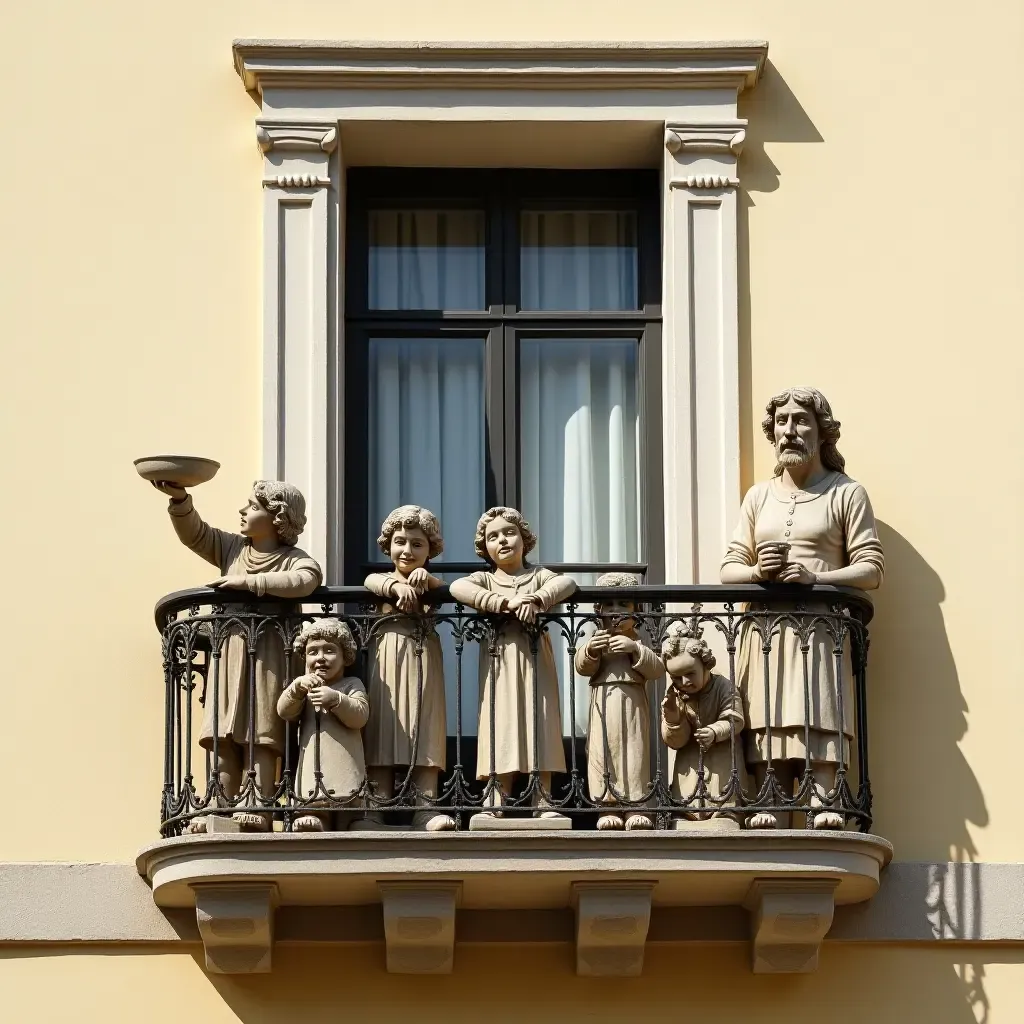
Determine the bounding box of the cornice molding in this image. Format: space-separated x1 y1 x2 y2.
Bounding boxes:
233 39 769 95
670 175 740 190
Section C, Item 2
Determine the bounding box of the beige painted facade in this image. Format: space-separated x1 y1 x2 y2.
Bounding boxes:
1 0 1022 1019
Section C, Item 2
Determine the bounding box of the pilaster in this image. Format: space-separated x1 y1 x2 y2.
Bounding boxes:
257 119 339 572
662 121 744 584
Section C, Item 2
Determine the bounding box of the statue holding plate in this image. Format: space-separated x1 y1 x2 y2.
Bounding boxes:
138 457 323 832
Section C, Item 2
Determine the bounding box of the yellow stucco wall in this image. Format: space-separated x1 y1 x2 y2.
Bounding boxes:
0 944 1019 1023
0 0 1021 952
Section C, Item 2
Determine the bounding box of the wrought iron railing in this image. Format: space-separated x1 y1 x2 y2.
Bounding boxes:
156 584 874 837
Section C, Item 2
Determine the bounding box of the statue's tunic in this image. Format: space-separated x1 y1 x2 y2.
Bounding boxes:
450 567 575 779
721 472 884 764
277 675 369 800
575 642 663 803
661 673 745 816
169 497 322 753
362 572 447 770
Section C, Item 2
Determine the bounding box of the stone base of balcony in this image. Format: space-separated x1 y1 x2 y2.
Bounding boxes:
137 829 892 977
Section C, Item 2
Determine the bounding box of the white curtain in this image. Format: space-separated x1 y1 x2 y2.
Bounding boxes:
369 209 485 310
368 338 485 733
520 339 642 733
369 338 485 563
520 210 637 311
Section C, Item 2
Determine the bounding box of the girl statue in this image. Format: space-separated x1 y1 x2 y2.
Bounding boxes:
450 507 576 822
154 479 322 832
361 505 454 831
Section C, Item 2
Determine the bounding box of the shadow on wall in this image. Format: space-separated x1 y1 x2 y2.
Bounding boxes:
871 522 989 1022
735 60 823 486
195 944 1011 1024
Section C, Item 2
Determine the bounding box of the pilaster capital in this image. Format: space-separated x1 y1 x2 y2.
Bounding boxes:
255 120 339 155
665 123 746 156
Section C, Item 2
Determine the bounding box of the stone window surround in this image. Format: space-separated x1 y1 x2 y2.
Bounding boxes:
234 39 768 583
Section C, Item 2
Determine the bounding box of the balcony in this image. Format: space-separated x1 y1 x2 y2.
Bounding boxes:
136 584 892 976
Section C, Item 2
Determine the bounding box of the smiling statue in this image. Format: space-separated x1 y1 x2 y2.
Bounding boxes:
720 387 884 830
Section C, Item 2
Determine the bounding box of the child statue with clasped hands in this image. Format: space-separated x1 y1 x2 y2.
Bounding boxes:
575 572 664 830
450 507 576 821
360 505 454 831
153 478 322 832
277 619 369 831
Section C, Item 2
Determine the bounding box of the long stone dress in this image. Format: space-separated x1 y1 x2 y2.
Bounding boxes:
276 675 369 800
575 641 663 803
362 572 447 770
169 496 322 754
721 472 884 765
661 673 745 817
449 567 575 779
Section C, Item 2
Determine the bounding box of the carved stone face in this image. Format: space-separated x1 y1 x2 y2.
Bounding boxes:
485 515 524 571
772 396 820 471
596 600 636 634
389 525 430 575
239 492 277 544
666 651 711 695
305 638 343 681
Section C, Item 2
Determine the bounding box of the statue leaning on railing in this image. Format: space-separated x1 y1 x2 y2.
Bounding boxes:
151 475 323 833
719 386 884 830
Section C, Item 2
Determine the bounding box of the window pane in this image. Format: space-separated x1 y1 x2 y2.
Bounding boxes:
520 211 638 310
368 338 486 563
519 339 642 564
369 210 485 310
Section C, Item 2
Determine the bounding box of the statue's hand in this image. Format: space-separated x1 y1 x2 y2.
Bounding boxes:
406 567 431 592
660 688 683 725
208 575 248 590
151 480 188 501
694 726 716 750
776 563 816 585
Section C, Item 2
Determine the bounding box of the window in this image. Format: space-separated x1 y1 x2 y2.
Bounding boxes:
344 169 663 583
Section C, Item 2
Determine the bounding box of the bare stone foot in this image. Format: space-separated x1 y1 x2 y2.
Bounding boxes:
812 810 844 830
625 813 653 830
597 813 625 830
747 811 779 830
535 810 565 820
423 814 456 832
232 811 270 832
292 814 324 832
474 810 504 822
184 817 209 835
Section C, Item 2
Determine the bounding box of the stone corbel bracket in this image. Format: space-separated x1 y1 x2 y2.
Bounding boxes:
256 119 338 188
665 121 745 190
572 881 656 977
744 878 840 974
378 881 463 975
192 881 278 974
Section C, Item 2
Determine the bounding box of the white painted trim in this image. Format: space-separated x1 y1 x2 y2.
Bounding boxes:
239 41 767 582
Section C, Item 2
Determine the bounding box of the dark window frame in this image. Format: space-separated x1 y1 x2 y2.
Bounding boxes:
344 168 664 583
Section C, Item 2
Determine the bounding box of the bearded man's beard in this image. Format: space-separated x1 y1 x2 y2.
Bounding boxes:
776 441 817 469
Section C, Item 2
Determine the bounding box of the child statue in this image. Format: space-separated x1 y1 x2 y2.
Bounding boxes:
153 479 322 832
277 618 369 831
575 572 664 830
450 507 576 821
660 624 745 827
361 505 453 832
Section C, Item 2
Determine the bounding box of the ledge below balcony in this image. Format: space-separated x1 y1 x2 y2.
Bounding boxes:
137 830 892 977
